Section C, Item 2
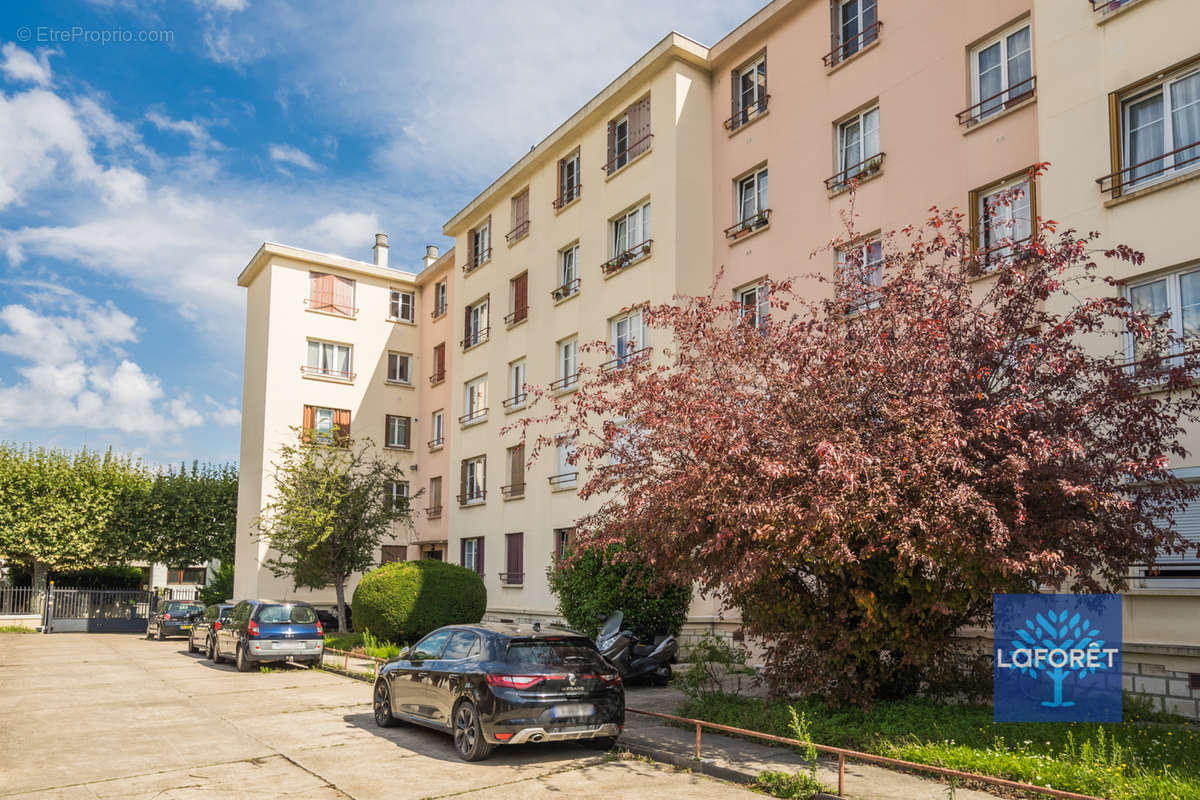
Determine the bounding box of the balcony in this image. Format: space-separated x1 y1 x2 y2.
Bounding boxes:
300 365 355 382
505 220 530 244
1091 0 1137 13
825 153 885 192
303 298 357 318
1096 141 1200 199
548 472 578 489
426 505 443 520
462 248 492 274
550 374 579 393
459 407 488 426
457 489 486 507
461 327 490 350
429 370 446 386
553 184 581 210
956 75 1036 128
551 278 581 302
427 436 444 451
504 306 529 328
501 482 525 499
724 96 770 132
724 209 772 240
823 21 882 68
502 392 527 412
601 346 650 373
430 304 446 320
498 571 524 586
601 240 652 276
603 133 653 176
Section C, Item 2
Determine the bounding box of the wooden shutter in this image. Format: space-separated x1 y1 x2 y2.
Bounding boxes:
332 276 355 315
628 96 651 158
302 405 316 442
606 121 616 172
514 190 529 227
557 157 566 195
481 455 487 494
514 273 528 320
761 52 767 97
506 533 523 582
464 305 472 344
477 537 485 576
730 69 740 119
434 342 445 376
460 460 468 503
310 272 333 311
333 408 351 447
512 444 524 488
431 476 442 510
460 538 467 566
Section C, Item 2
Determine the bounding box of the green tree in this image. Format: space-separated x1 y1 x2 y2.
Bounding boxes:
121 461 238 566
199 561 234 606
254 429 415 632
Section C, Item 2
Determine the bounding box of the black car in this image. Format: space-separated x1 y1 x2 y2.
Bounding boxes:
146 599 204 640
212 599 325 671
372 623 624 761
189 603 234 657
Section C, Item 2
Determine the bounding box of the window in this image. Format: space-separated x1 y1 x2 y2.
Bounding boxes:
551 438 577 487
507 189 530 243
554 528 574 560
505 359 527 409
463 297 489 349
385 415 411 449
837 239 883 313
554 243 580 300
968 22 1033 123
830 0 878 66
384 480 409 510
431 342 446 384
727 53 767 130
1118 65 1200 192
835 107 880 188
461 456 486 505
433 281 448 318
467 219 491 271
555 337 578 390
380 545 406 565
973 174 1033 262
605 202 652 273
387 351 412 384
506 273 528 326
556 149 581 208
430 410 445 448
503 444 525 498
389 289 415 322
463 376 487 424
443 630 481 660
503 532 524 585
428 476 443 516
606 95 651 174
737 283 769 329
1127 267 1200 367
610 309 648 365
166 567 207 585
461 536 483 575
308 272 356 317
305 339 353 380
303 405 350 446
729 167 769 237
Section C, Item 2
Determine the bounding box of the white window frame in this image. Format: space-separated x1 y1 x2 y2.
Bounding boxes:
560 244 579 288
560 150 580 199
465 376 488 421
977 176 1032 262
386 351 412 385
434 281 447 317
611 309 648 364
386 415 411 449
1125 266 1200 365
837 0 877 58
313 406 335 444
836 106 880 182
467 298 489 346
306 339 352 379
389 289 415 322
969 21 1033 121
465 456 486 503
611 201 651 257
613 114 630 170
735 167 769 227
555 438 577 486
736 54 767 116
508 359 527 407
385 480 409 510
736 283 770 329
462 537 479 571
470 221 490 266
431 409 445 445
558 337 578 388
837 239 883 313
1121 65 1200 190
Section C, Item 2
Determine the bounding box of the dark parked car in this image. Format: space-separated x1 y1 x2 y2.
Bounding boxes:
316 606 351 631
146 599 204 640
372 623 624 761
189 603 234 657
213 599 325 671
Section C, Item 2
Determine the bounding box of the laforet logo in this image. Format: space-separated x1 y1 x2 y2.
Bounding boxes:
993 594 1123 723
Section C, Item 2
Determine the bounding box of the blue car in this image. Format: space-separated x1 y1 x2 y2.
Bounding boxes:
212 599 325 671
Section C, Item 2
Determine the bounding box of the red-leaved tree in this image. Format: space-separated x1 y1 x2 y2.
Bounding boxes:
510 168 1200 705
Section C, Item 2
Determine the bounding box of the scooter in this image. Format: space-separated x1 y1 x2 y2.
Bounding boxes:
595 610 677 685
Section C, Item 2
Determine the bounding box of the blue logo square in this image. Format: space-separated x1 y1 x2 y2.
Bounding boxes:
993 594 1122 723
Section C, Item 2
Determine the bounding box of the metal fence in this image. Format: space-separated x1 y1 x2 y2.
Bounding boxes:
46 587 153 633
0 585 34 615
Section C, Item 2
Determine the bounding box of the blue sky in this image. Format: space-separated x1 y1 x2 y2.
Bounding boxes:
0 0 765 466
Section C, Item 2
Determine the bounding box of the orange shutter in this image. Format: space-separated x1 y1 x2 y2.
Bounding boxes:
434 342 445 376
333 408 351 447
302 404 316 442
310 273 333 311
332 276 355 315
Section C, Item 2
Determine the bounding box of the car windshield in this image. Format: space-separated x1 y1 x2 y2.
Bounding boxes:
256 604 317 624
165 603 201 615
507 638 605 668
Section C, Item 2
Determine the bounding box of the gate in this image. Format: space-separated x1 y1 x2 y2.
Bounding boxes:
46 586 154 633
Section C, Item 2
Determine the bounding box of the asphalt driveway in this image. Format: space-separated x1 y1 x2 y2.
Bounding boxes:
0 633 758 799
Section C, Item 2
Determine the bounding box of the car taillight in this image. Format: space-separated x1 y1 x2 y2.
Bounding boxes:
247 620 260 637
163 613 171 621
486 674 565 690
494 732 513 741
316 620 323 636
581 673 622 686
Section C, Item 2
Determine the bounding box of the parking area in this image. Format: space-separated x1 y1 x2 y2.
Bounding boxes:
0 633 758 800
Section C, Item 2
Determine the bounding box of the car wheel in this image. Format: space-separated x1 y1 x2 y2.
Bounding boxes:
452 700 493 762
236 642 253 672
373 680 398 727
582 736 619 751
206 636 216 661
187 631 198 653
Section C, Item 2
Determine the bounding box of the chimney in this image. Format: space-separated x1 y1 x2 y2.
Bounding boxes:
373 233 389 267
423 244 439 269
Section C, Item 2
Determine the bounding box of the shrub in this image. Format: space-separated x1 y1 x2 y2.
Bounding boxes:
752 771 826 800
351 560 486 644
676 633 754 700
198 561 233 606
547 545 690 641
8 563 145 589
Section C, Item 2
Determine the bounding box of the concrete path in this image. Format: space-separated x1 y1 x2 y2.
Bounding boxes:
0 633 758 800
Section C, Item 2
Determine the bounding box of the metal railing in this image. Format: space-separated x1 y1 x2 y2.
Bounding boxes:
505 220 530 243
601 346 651 372
502 393 527 411
461 327 490 350
548 472 578 487
625 707 1104 800
552 278 581 301
431 304 446 320
1096 139 1200 197
724 208 772 239
1091 0 1136 13
429 370 446 385
822 20 882 68
723 96 770 131
459 407 488 425
0 585 34 615
550 374 579 392
427 437 444 450
956 75 1036 126
426 505 442 520
825 153 885 191
504 306 529 327
553 184 581 210
603 133 653 175
463 247 492 274
500 482 525 498
304 299 357 317
457 490 486 506
601 240 653 276
301 365 355 381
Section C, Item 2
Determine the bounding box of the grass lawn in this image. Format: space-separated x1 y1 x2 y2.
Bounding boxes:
677 693 1200 800
322 631 403 659
0 625 36 633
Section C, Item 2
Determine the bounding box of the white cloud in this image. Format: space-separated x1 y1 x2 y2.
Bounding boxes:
146 109 224 151
304 211 380 255
204 395 241 426
269 143 321 172
0 43 56 87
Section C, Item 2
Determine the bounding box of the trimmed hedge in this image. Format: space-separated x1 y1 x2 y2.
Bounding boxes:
351 560 486 643
7 563 144 589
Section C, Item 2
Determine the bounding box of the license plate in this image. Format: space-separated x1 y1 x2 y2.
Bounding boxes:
274 640 305 650
180 625 191 630
549 703 595 719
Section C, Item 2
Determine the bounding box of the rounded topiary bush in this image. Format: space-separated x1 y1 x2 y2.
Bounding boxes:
351 560 486 644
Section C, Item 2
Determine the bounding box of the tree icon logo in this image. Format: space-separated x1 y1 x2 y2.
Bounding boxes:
1009 610 1105 707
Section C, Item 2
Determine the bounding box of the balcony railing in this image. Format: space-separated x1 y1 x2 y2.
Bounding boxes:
548 472 578 488
823 20 882 68
601 346 651 372
601 240 653 276
550 374 579 392
459 407 488 425
724 96 770 131
461 327 490 350
462 247 492 274
457 490 486 506
724 208 772 239
1091 0 1136 13
431 304 446 320
1096 140 1200 198
956 75 1036 127
304 298 357 317
502 392 527 411
504 306 529 327
603 133 653 175
429 370 446 385
426 505 442 520
552 278 581 301
825 152 885 191
427 436 444 450
499 572 524 586
505 220 530 243
553 184 581 210
500 482 525 499
301 365 355 381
